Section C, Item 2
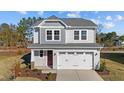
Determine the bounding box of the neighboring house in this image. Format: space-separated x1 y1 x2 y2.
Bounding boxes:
121 41 124 46
114 36 124 46
28 15 102 70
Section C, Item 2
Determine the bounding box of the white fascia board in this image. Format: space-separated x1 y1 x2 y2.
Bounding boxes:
67 26 97 29
38 19 69 27
28 46 103 49
37 26 65 29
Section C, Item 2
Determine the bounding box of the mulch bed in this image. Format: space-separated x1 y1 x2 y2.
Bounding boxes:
18 68 56 81
96 70 110 75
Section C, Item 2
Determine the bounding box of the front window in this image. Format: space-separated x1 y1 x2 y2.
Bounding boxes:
40 50 43 57
46 29 60 41
54 30 60 40
81 31 87 40
47 30 52 40
34 51 39 56
74 31 79 40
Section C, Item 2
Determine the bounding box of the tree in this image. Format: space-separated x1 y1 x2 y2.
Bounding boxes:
18 17 43 44
103 32 117 47
119 35 124 41
0 23 12 46
96 24 103 43
17 25 27 47
0 17 43 47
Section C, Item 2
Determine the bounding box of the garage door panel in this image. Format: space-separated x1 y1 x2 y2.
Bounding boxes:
58 52 93 69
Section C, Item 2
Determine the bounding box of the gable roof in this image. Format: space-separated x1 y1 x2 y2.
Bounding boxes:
33 15 97 27
47 15 59 19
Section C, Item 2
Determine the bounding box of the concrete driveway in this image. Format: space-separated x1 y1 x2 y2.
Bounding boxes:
56 70 103 81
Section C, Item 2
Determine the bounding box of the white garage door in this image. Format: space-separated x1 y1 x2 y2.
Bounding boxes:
58 52 93 69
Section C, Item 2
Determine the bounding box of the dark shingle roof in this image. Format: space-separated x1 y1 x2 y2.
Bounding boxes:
61 18 97 26
28 43 102 49
47 15 59 19
33 15 97 27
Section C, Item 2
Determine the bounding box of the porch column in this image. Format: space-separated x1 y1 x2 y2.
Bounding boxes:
31 49 35 70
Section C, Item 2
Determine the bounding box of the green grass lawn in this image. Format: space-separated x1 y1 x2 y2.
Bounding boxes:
100 53 124 81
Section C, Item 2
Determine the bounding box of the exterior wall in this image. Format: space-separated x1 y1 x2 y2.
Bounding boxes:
65 29 96 43
33 30 38 43
33 28 96 44
33 29 40 44
31 48 100 70
33 20 96 44
31 49 47 68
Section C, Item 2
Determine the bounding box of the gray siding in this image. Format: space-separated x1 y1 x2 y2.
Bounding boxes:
34 20 96 45
40 28 65 44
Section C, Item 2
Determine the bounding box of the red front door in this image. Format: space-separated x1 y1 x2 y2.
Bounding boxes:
47 50 53 68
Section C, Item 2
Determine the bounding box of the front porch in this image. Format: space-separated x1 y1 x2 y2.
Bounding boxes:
31 49 55 70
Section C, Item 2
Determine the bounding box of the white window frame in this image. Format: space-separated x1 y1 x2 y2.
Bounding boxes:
74 31 80 40
46 30 52 40
81 30 87 40
45 29 61 41
73 30 88 40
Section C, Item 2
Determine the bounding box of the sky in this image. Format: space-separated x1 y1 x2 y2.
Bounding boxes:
0 11 124 35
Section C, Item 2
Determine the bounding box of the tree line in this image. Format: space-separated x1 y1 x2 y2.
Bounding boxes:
96 24 124 47
0 17 43 47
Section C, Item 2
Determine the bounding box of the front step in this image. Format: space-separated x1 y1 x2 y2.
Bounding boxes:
42 69 57 73
35 66 51 70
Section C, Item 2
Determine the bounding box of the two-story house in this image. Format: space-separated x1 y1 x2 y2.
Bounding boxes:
28 15 102 70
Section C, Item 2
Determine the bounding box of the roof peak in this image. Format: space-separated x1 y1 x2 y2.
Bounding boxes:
47 15 59 19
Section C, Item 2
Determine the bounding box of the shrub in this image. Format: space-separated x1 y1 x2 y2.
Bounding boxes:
46 72 52 80
17 49 24 55
20 63 27 69
99 61 106 72
32 69 38 72
14 61 21 77
113 48 115 51
27 63 31 69
0 75 5 80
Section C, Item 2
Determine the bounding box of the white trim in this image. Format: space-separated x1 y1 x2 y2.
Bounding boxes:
33 26 96 29
37 26 64 28
73 29 88 41
38 19 68 27
28 47 103 49
68 26 97 28
45 29 61 41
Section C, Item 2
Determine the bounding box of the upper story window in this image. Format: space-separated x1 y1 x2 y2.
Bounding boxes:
74 30 87 40
81 31 87 40
54 30 60 40
46 29 61 41
74 31 79 40
47 30 52 40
